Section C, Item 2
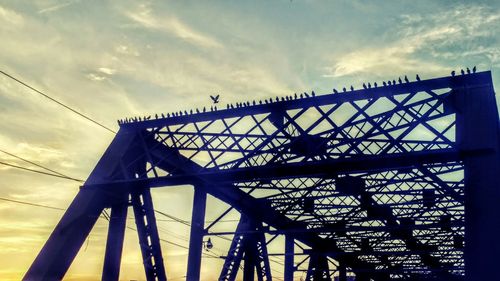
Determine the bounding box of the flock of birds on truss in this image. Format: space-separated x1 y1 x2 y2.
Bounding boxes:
118 66 477 125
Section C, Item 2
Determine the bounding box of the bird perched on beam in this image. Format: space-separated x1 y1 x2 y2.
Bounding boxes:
472 66 477 73
451 70 455 76
416 74 421 81
404 75 409 83
210 94 220 104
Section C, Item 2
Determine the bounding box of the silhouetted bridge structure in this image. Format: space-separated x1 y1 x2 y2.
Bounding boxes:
24 71 499 281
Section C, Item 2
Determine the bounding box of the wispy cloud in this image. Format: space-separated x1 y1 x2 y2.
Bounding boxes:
0 4 23 26
324 4 500 78
126 4 222 49
37 0 79 14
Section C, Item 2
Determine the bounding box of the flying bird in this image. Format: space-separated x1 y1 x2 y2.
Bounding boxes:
210 94 220 104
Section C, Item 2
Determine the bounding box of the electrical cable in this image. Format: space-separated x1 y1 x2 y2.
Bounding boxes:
0 149 83 180
0 161 83 182
0 70 116 134
0 196 65 211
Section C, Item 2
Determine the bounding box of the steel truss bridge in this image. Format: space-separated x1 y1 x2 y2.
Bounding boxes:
24 71 499 281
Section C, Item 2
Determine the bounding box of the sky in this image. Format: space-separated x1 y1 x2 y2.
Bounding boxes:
0 0 499 280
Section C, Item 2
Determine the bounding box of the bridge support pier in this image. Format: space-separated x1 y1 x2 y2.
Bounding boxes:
338 263 346 281
456 79 500 281
132 187 167 281
284 235 294 281
102 200 128 281
186 186 207 281
306 254 331 281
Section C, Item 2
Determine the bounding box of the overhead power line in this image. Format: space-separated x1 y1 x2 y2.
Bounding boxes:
0 196 65 211
0 195 203 253
0 70 116 134
0 160 83 182
0 149 84 182
0 148 80 179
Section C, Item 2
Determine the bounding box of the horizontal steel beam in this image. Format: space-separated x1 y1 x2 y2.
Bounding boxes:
204 221 464 236
84 149 462 189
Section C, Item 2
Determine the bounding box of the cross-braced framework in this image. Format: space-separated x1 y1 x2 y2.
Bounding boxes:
24 71 500 281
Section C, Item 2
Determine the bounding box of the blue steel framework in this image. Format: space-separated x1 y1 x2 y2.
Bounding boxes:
23 71 499 281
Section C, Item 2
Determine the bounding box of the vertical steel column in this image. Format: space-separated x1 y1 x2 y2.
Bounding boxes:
284 235 294 281
219 218 249 281
455 79 500 281
255 233 272 281
132 187 167 281
338 263 346 281
186 187 207 281
243 236 256 281
306 254 331 281
102 201 128 281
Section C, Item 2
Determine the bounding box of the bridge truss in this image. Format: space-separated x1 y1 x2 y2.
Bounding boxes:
24 71 499 281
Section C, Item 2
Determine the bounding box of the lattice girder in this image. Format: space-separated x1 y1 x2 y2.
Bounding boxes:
25 72 500 281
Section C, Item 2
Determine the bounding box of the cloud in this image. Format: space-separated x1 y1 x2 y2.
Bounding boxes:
115 44 140 56
324 4 500 78
97 67 115 75
37 0 79 14
126 4 222 49
0 4 23 26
